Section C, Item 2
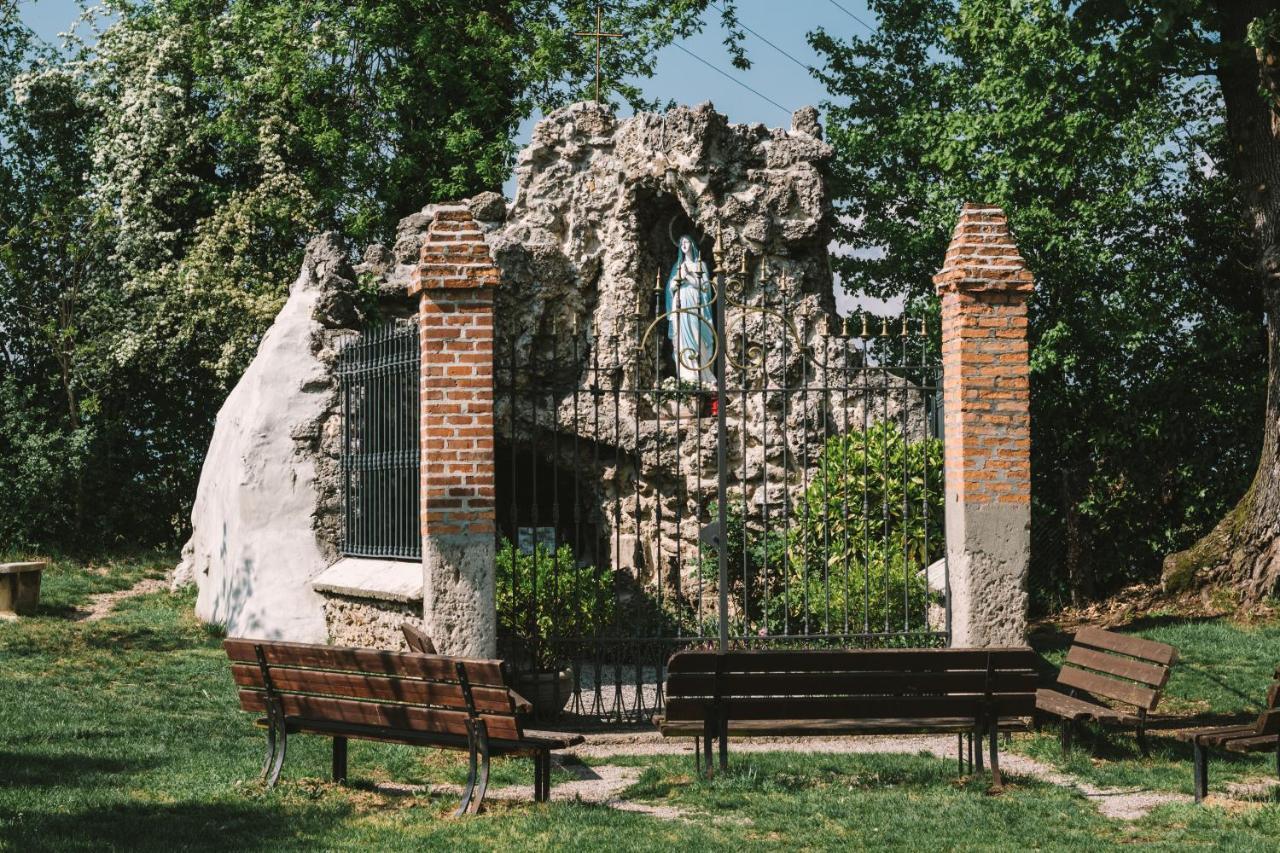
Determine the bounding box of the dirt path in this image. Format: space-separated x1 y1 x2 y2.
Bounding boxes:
561 731 1188 821
76 577 169 622
372 732 1187 821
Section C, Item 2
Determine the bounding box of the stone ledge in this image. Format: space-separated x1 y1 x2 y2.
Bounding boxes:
310 557 423 603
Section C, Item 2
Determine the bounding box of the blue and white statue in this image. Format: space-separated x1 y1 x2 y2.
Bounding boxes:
665 234 716 387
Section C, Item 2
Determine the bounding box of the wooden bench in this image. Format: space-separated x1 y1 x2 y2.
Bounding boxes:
401 622 437 654
1034 627 1178 756
1175 668 1280 803
655 648 1040 787
224 638 583 814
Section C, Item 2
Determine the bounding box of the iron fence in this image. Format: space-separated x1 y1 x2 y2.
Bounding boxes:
495 270 945 724
338 320 421 561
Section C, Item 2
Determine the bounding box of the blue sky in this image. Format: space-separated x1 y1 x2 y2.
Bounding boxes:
17 1 885 311
18 0 876 149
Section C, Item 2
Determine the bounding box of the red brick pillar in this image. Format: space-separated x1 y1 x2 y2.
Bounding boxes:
933 203 1033 647
409 205 499 656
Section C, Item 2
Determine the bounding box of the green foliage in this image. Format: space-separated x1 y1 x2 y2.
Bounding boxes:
784 423 944 635
704 423 943 640
0 1 727 552
496 538 614 670
810 0 1264 608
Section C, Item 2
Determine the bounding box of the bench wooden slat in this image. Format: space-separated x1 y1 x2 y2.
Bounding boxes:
665 648 1037 674
1255 708 1280 736
520 730 587 749
1035 688 1130 723
664 670 1039 699
1180 724 1259 746
229 664 516 714
262 718 582 753
657 717 1031 737
1073 627 1177 667
1064 645 1168 688
1056 665 1160 711
664 694 1035 722
223 638 506 686
237 689 522 741
1222 733 1280 754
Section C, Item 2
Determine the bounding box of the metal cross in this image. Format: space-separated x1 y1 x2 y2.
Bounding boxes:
575 4 623 103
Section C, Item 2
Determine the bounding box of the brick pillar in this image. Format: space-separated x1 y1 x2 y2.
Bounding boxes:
933 203 1033 647
409 205 499 657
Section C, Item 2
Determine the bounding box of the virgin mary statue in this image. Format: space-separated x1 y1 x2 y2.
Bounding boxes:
665 234 716 387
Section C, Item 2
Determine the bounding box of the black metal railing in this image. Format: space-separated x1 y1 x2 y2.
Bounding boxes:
338 320 420 561
495 267 945 724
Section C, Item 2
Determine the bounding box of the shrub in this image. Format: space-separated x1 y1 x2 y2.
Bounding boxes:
495 538 615 671
701 422 944 640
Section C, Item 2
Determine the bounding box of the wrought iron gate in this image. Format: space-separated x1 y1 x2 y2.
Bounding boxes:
338 319 421 561
495 254 947 724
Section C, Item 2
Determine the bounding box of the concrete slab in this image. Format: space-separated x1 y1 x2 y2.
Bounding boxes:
310 557 423 603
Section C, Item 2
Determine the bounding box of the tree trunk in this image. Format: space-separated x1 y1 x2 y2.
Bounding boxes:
1062 467 1093 605
1163 3 1280 600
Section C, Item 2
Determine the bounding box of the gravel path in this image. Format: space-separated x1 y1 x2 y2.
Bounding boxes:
564 731 1189 821
372 731 1189 821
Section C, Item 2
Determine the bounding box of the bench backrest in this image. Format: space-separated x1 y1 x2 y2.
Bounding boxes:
1055 627 1177 712
401 622 437 655
224 638 527 742
663 648 1040 723
1250 667 1280 736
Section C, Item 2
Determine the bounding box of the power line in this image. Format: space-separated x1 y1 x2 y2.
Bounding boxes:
826 0 877 33
670 42 791 115
710 1 813 74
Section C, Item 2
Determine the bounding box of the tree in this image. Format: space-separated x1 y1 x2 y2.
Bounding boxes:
0 0 730 551
1144 2 1280 602
810 0 1263 608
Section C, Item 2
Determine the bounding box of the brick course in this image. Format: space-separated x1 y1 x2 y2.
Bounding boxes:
933 204 1033 507
410 206 498 541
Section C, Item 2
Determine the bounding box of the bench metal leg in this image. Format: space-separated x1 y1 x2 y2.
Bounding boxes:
470 724 492 814
958 733 965 774
973 721 984 772
988 718 1003 790
1059 718 1073 756
332 736 348 784
718 712 729 773
456 728 479 816
261 707 278 781
702 718 715 778
1274 740 1280 804
532 748 551 803
264 700 287 789
694 736 701 774
1193 740 1208 804
1136 724 1150 758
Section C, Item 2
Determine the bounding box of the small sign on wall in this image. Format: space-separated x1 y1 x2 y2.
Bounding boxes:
517 527 557 555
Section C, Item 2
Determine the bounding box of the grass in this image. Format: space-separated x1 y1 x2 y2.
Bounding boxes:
1012 616 1280 796
0 549 172 616
5 556 1280 850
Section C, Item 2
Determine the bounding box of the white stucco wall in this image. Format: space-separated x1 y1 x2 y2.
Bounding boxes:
175 240 343 642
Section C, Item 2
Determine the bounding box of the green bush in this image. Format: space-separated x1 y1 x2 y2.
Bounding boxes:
702 422 944 640
784 422 944 634
495 538 615 671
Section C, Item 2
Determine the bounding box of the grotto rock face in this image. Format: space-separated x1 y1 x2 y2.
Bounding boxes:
474 103 923 591
175 234 380 641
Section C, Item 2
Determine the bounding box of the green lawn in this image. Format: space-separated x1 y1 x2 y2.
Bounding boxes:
4 558 1280 851
1012 617 1280 795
